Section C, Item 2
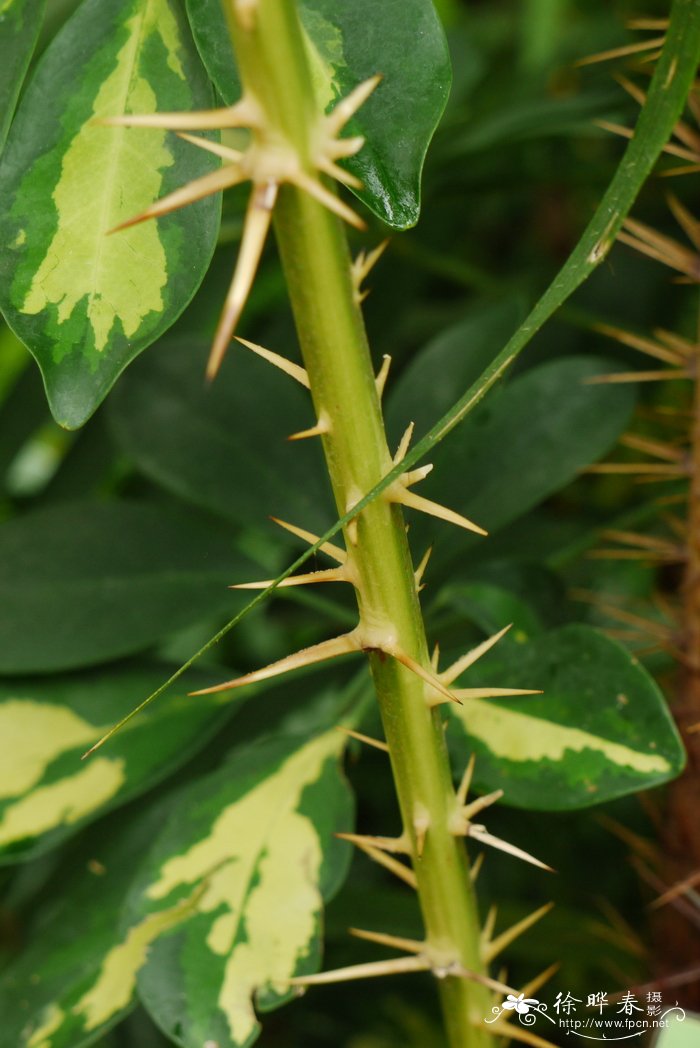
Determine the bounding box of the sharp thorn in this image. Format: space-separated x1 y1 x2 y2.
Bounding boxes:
453 687 542 700
586 369 694 384
176 131 244 163
230 567 348 589
287 955 429 987
482 904 499 947
189 631 360 695
467 825 554 872
594 322 688 365
487 1017 560 1048
107 164 246 234
463 789 505 821
483 903 555 964
391 486 487 536
375 354 392 398
574 35 666 67
287 416 330 441
470 852 485 883
337 727 389 753
456 754 476 807
441 625 512 686
519 962 560 1000
291 170 366 230
649 869 700 909
269 517 347 563
336 831 410 855
387 647 462 706
328 134 366 159
402 464 433 487
413 805 430 858
394 421 415 464
207 181 278 379
349 927 425 954
234 336 309 387
317 154 363 188
337 835 417 888
326 74 383 136
97 98 259 131
414 546 433 590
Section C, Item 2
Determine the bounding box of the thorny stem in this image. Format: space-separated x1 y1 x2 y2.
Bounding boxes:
225 1 492 1043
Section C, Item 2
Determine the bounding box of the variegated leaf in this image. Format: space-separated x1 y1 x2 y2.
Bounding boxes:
449 624 685 809
12 725 352 1048
0 0 45 152
0 0 220 428
185 0 451 229
133 727 353 1047
0 663 242 863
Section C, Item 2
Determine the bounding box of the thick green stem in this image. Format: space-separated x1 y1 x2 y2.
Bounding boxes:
224 2 492 1043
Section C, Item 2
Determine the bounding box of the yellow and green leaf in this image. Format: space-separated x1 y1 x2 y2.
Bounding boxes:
185 0 451 229
0 0 220 429
0 0 45 152
0 663 244 863
449 624 685 809
5 726 353 1048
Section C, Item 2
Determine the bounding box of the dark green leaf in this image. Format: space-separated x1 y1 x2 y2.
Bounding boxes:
0 0 45 152
0 500 252 673
108 338 333 535
449 624 685 809
0 0 220 428
186 0 451 228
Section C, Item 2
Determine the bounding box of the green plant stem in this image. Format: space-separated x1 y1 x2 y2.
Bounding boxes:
225 2 491 1043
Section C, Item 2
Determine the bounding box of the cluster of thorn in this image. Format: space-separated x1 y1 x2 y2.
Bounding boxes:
103 71 381 379
104 27 556 1026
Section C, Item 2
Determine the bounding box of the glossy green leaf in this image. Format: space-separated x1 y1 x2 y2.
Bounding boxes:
0 500 253 674
0 0 45 152
448 624 685 810
0 663 239 863
0 802 176 1048
0 0 221 429
185 0 451 228
108 338 334 534
402 356 635 569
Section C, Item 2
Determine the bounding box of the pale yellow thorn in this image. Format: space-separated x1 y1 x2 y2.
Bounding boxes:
287 417 330 441
230 567 348 589
352 239 390 303
518 962 560 1001
470 852 485 883
413 805 430 858
328 134 366 159
667 193 700 251
593 321 688 366
596 120 700 164
375 354 392 398
456 754 476 807
98 97 259 130
587 462 689 475
394 422 415 464
462 789 505 822
337 727 389 753
574 34 666 67
270 517 347 563
467 825 554 873
108 164 247 234
391 486 487 537
388 647 462 706
349 927 424 954
176 131 244 164
650 868 700 909
317 154 363 189
430 642 440 671
189 631 360 696
453 687 542 701
483 903 555 964
338 835 417 889
587 369 694 384
441 625 512 686
619 434 686 462
414 546 433 590
235 336 309 388
326 74 383 136
488 1019 559 1048
402 464 434 487
336 831 410 855
291 169 366 229
207 181 278 379
627 17 668 29
287 955 430 987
